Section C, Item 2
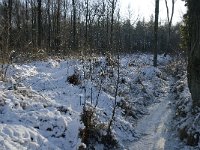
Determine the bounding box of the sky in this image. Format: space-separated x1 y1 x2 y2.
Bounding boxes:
119 0 187 24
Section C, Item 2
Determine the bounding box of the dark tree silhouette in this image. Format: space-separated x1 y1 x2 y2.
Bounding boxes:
187 0 200 107
153 0 159 67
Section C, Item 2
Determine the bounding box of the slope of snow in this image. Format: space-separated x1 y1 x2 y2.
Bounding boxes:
0 54 195 150
170 60 200 149
126 77 180 150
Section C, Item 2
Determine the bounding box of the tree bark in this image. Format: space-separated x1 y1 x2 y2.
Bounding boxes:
164 0 175 56
110 0 117 50
37 0 42 48
72 0 77 50
56 0 61 51
187 0 200 107
85 0 89 46
47 0 51 50
7 0 12 51
25 0 29 43
153 0 159 67
31 0 36 48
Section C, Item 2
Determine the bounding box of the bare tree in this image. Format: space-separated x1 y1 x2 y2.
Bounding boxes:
47 0 51 50
107 9 121 137
164 0 175 56
25 0 29 43
108 0 117 50
72 0 77 50
5 0 13 52
153 0 159 67
85 0 89 46
31 0 36 48
0 0 181 58
37 0 42 48
55 0 61 51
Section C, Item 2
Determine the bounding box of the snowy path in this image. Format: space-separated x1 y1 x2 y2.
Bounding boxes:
127 77 179 150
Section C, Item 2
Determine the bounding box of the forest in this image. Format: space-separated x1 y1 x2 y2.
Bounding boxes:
0 0 199 150
0 0 181 60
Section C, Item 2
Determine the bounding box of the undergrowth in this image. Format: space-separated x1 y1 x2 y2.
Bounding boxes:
79 105 118 150
171 56 200 147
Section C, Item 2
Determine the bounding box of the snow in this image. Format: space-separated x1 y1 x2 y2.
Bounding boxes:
0 59 83 150
0 53 198 150
126 77 178 150
170 62 200 149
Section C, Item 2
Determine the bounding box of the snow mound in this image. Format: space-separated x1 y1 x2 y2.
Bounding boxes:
0 124 58 150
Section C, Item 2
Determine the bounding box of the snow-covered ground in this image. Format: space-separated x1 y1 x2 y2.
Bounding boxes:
126 77 175 150
0 54 199 150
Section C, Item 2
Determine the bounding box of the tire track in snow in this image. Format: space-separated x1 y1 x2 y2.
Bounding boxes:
127 77 178 150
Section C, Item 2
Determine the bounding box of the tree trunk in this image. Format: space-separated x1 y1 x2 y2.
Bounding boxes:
153 0 159 67
37 0 42 48
164 0 175 56
106 7 109 50
110 0 117 50
7 0 12 51
85 0 89 46
72 0 77 50
56 0 61 51
31 0 36 48
187 0 200 107
25 0 29 43
47 0 51 51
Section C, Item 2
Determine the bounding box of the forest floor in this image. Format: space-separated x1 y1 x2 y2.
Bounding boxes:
0 53 199 150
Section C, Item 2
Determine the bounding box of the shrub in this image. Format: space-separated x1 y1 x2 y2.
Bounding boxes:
79 106 118 149
179 126 199 146
67 74 81 85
